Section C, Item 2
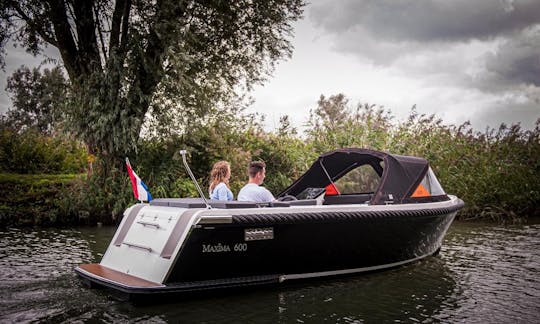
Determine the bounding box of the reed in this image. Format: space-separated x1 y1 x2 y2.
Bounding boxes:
1 98 538 226
75 105 540 223
302 101 540 221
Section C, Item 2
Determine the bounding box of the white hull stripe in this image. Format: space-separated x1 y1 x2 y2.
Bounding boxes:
278 251 434 283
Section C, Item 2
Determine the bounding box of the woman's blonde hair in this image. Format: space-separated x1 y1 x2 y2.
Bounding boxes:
209 161 231 193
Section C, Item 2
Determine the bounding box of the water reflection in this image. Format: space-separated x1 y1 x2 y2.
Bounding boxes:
118 256 457 323
0 221 538 323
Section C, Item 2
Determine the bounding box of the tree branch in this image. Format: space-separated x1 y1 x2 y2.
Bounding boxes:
119 0 131 54
127 0 186 137
46 0 80 79
94 4 108 63
109 0 125 55
72 0 101 74
12 3 58 47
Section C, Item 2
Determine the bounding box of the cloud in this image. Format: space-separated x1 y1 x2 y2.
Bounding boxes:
471 94 540 130
310 0 540 43
483 27 540 88
306 0 540 129
468 26 540 122
309 1 540 80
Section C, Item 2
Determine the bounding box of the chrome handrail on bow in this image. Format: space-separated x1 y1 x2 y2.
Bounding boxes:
179 149 212 209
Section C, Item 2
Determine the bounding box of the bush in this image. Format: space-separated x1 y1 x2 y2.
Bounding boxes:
2 94 538 226
0 123 87 174
83 100 539 223
0 173 84 227
304 95 540 221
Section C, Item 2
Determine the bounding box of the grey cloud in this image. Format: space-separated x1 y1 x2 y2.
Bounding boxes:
470 96 540 131
309 0 540 95
484 28 540 87
310 0 540 43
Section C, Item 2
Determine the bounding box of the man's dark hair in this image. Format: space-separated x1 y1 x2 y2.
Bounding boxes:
248 161 266 178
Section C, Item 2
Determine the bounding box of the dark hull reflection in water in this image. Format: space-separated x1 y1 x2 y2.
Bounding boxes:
1 221 539 323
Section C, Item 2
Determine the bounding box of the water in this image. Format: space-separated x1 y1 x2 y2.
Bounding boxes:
1 221 539 323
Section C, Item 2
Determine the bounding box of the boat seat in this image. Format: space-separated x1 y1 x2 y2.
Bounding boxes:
269 199 318 207
323 194 372 205
151 198 208 208
150 198 259 208
210 201 259 209
150 197 321 209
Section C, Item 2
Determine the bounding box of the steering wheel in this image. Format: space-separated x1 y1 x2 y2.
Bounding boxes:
277 195 297 201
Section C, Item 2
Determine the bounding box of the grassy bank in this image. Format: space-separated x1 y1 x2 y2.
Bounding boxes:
0 173 86 227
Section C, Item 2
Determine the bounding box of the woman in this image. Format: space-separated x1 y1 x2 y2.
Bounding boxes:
209 160 234 201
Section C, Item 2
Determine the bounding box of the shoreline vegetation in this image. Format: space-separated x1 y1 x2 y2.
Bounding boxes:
1 95 539 227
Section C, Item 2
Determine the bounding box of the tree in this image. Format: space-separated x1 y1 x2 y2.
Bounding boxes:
307 94 349 133
1 0 304 168
5 65 68 134
306 93 393 151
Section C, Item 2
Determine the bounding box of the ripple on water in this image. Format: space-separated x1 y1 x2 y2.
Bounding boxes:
438 222 540 323
0 229 93 282
1 222 539 323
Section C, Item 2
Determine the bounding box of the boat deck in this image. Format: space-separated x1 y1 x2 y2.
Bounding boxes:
77 264 162 288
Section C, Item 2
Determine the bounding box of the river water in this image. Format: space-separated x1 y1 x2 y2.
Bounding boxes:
1 220 539 323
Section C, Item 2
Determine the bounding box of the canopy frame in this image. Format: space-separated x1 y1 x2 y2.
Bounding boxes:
278 148 448 205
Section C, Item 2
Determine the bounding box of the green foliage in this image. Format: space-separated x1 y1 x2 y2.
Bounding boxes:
5 66 68 134
0 173 85 226
381 108 540 221
61 165 133 225
127 108 309 199
0 121 87 174
305 94 540 221
306 94 394 152
121 97 540 223
2 91 538 226
1 0 306 166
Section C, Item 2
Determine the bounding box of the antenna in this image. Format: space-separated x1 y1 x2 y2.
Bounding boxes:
179 150 212 209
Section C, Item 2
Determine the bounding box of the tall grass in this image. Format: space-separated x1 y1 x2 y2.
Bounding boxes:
303 99 540 221
1 96 538 226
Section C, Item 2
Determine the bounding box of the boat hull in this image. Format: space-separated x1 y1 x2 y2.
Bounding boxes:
168 206 458 282
75 197 463 300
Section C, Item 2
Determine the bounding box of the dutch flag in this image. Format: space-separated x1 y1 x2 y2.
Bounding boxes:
125 158 153 202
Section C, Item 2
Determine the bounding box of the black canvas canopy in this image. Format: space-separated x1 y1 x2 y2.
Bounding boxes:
279 148 436 205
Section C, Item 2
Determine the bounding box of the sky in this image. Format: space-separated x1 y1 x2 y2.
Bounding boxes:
249 0 540 132
1 0 539 132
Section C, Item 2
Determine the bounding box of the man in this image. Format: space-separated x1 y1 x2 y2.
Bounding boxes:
237 161 275 202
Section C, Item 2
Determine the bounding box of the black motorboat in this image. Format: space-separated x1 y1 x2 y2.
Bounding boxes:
75 148 464 300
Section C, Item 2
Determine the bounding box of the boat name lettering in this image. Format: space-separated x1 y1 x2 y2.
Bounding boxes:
202 243 248 253
234 243 248 252
202 243 231 253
